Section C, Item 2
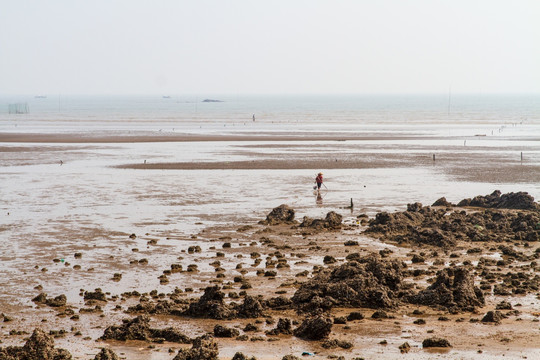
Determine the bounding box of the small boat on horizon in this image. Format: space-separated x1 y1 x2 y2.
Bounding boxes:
162 95 171 99
35 95 47 98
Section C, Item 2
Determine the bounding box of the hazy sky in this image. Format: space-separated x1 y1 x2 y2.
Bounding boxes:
1 0 539 95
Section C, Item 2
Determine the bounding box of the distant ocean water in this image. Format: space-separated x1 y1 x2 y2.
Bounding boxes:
0 94 539 136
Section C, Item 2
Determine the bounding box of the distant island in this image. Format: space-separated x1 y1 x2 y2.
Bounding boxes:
202 99 223 103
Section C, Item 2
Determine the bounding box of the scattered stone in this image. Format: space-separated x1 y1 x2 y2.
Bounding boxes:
346 312 364 321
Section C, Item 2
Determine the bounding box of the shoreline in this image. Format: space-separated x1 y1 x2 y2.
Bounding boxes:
0 132 504 144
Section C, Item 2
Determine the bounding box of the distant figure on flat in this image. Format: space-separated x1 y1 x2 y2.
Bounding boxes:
315 172 324 190
252 114 255 122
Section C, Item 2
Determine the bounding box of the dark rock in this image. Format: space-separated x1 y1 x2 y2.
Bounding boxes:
399 342 411 353
266 318 292 335
422 337 452 348
460 190 538 210
183 286 235 320
321 339 353 349
371 310 389 319
282 356 301 360
0 328 72 360
46 294 67 307
213 325 239 338
481 310 505 324
232 353 257 360
432 197 453 207
300 212 343 230
261 205 296 225
407 267 484 312
173 335 218 360
346 312 364 321
100 315 190 343
237 295 264 318
93 348 119 360
495 301 513 310
84 289 107 302
293 315 333 340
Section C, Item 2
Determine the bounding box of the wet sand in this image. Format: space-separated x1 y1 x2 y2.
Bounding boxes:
1 131 540 359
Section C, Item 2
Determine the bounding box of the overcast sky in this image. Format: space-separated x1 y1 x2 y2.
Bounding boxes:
1 0 539 95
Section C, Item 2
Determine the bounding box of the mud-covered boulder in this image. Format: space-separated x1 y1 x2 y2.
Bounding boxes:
93 348 119 360
183 286 235 320
293 315 333 340
292 253 405 312
173 335 219 360
407 267 484 313
0 328 72 360
300 211 343 230
261 205 296 225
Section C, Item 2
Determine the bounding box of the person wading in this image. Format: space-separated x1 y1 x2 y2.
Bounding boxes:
315 172 324 190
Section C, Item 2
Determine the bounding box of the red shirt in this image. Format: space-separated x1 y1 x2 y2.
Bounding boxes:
316 175 323 184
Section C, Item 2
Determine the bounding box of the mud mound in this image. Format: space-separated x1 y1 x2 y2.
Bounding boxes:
0 328 72 360
292 253 406 312
458 190 538 210
407 267 484 313
260 204 296 225
213 325 239 338
93 348 119 360
300 211 343 230
100 315 190 343
293 315 333 340
173 335 219 360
